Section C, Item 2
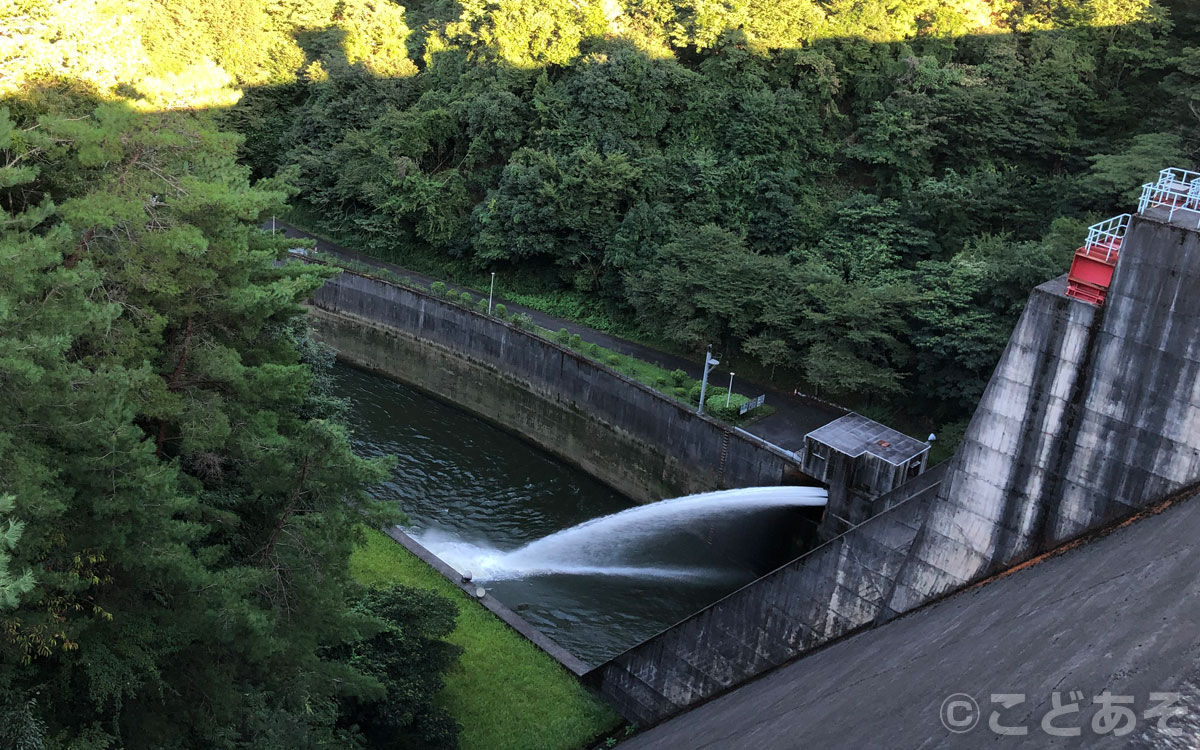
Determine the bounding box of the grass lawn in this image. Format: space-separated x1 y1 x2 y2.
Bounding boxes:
350 528 622 750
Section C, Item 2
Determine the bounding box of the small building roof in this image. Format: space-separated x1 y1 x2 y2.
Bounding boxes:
804 413 928 466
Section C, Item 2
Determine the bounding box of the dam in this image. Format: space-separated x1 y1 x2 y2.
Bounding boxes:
296 167 1200 738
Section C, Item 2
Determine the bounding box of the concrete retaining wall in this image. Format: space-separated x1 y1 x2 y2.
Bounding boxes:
306 268 804 503
589 461 949 723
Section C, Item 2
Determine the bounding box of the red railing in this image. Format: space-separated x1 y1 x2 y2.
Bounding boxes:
1066 214 1130 306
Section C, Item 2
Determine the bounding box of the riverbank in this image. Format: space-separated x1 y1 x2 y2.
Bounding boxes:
350 529 621 750
272 219 847 451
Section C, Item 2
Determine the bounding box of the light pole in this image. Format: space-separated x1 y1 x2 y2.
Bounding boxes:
726 371 735 407
271 215 276 235
697 345 720 415
488 272 496 314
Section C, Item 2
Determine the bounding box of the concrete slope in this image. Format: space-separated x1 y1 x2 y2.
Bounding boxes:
621 490 1200 749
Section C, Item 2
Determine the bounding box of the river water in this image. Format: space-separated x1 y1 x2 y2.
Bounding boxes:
334 362 816 665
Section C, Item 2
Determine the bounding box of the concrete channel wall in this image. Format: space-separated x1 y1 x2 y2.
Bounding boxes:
305 266 806 504
587 461 949 723
589 213 1200 725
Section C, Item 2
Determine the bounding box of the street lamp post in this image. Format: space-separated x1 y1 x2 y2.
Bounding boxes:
726 372 735 407
489 272 496 314
697 345 720 415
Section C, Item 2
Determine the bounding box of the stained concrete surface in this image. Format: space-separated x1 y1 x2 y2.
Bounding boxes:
593 215 1200 724
307 271 802 502
888 216 1200 613
621 489 1200 749
272 222 845 448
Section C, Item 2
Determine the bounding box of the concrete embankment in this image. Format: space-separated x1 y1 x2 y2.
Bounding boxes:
304 265 808 504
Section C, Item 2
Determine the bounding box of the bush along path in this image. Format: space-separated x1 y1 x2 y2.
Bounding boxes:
273 221 845 450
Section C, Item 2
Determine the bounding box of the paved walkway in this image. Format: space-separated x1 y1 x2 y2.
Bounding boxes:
619 491 1200 749
272 222 845 450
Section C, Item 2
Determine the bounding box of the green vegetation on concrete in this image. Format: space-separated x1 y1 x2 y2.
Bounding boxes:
350 529 620 750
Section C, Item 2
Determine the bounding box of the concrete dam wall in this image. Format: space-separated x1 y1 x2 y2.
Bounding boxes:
305 267 804 503
885 214 1200 612
590 212 1200 724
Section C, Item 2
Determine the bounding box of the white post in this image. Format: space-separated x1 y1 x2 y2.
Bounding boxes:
489 272 496 314
271 215 276 235
726 372 734 407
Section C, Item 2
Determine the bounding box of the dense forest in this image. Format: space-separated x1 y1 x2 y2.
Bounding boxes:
2 0 1199 747
219 0 1198 418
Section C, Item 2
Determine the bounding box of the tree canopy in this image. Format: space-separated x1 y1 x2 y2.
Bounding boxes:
204 0 1198 416
1 5 461 748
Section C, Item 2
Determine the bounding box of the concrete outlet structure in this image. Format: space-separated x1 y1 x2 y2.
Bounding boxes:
802 413 929 537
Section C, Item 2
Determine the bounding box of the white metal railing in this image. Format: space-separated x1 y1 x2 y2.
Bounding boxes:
1137 167 1200 228
1081 213 1130 262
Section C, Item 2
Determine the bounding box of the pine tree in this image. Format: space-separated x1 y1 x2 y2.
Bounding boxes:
0 495 33 609
0 88 401 747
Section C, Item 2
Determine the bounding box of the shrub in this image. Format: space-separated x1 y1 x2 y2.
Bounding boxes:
607 354 621 366
332 585 462 750
670 368 688 387
459 291 473 305
687 382 703 405
653 375 669 387
494 303 508 319
554 328 571 345
707 392 750 421
512 313 534 330
569 333 583 349
430 281 447 297
476 298 489 313
673 386 688 399
587 342 601 355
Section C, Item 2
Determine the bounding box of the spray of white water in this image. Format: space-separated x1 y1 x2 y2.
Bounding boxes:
417 485 827 582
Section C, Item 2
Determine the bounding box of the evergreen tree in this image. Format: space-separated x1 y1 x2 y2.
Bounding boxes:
0 41 447 746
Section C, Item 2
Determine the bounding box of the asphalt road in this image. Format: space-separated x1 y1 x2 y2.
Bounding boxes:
272 221 845 451
619 490 1200 749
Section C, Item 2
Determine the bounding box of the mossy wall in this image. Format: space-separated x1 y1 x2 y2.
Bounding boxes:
305 268 801 503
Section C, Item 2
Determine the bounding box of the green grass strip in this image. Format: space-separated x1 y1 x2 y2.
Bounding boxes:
350 528 621 750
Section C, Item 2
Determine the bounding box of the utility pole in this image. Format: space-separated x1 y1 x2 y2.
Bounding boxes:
698 345 720 415
726 371 735 407
489 272 496 314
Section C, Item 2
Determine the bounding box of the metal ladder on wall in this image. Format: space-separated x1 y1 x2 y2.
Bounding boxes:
705 430 734 546
717 429 731 485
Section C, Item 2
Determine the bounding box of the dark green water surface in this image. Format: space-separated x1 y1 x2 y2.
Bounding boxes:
334 362 811 665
